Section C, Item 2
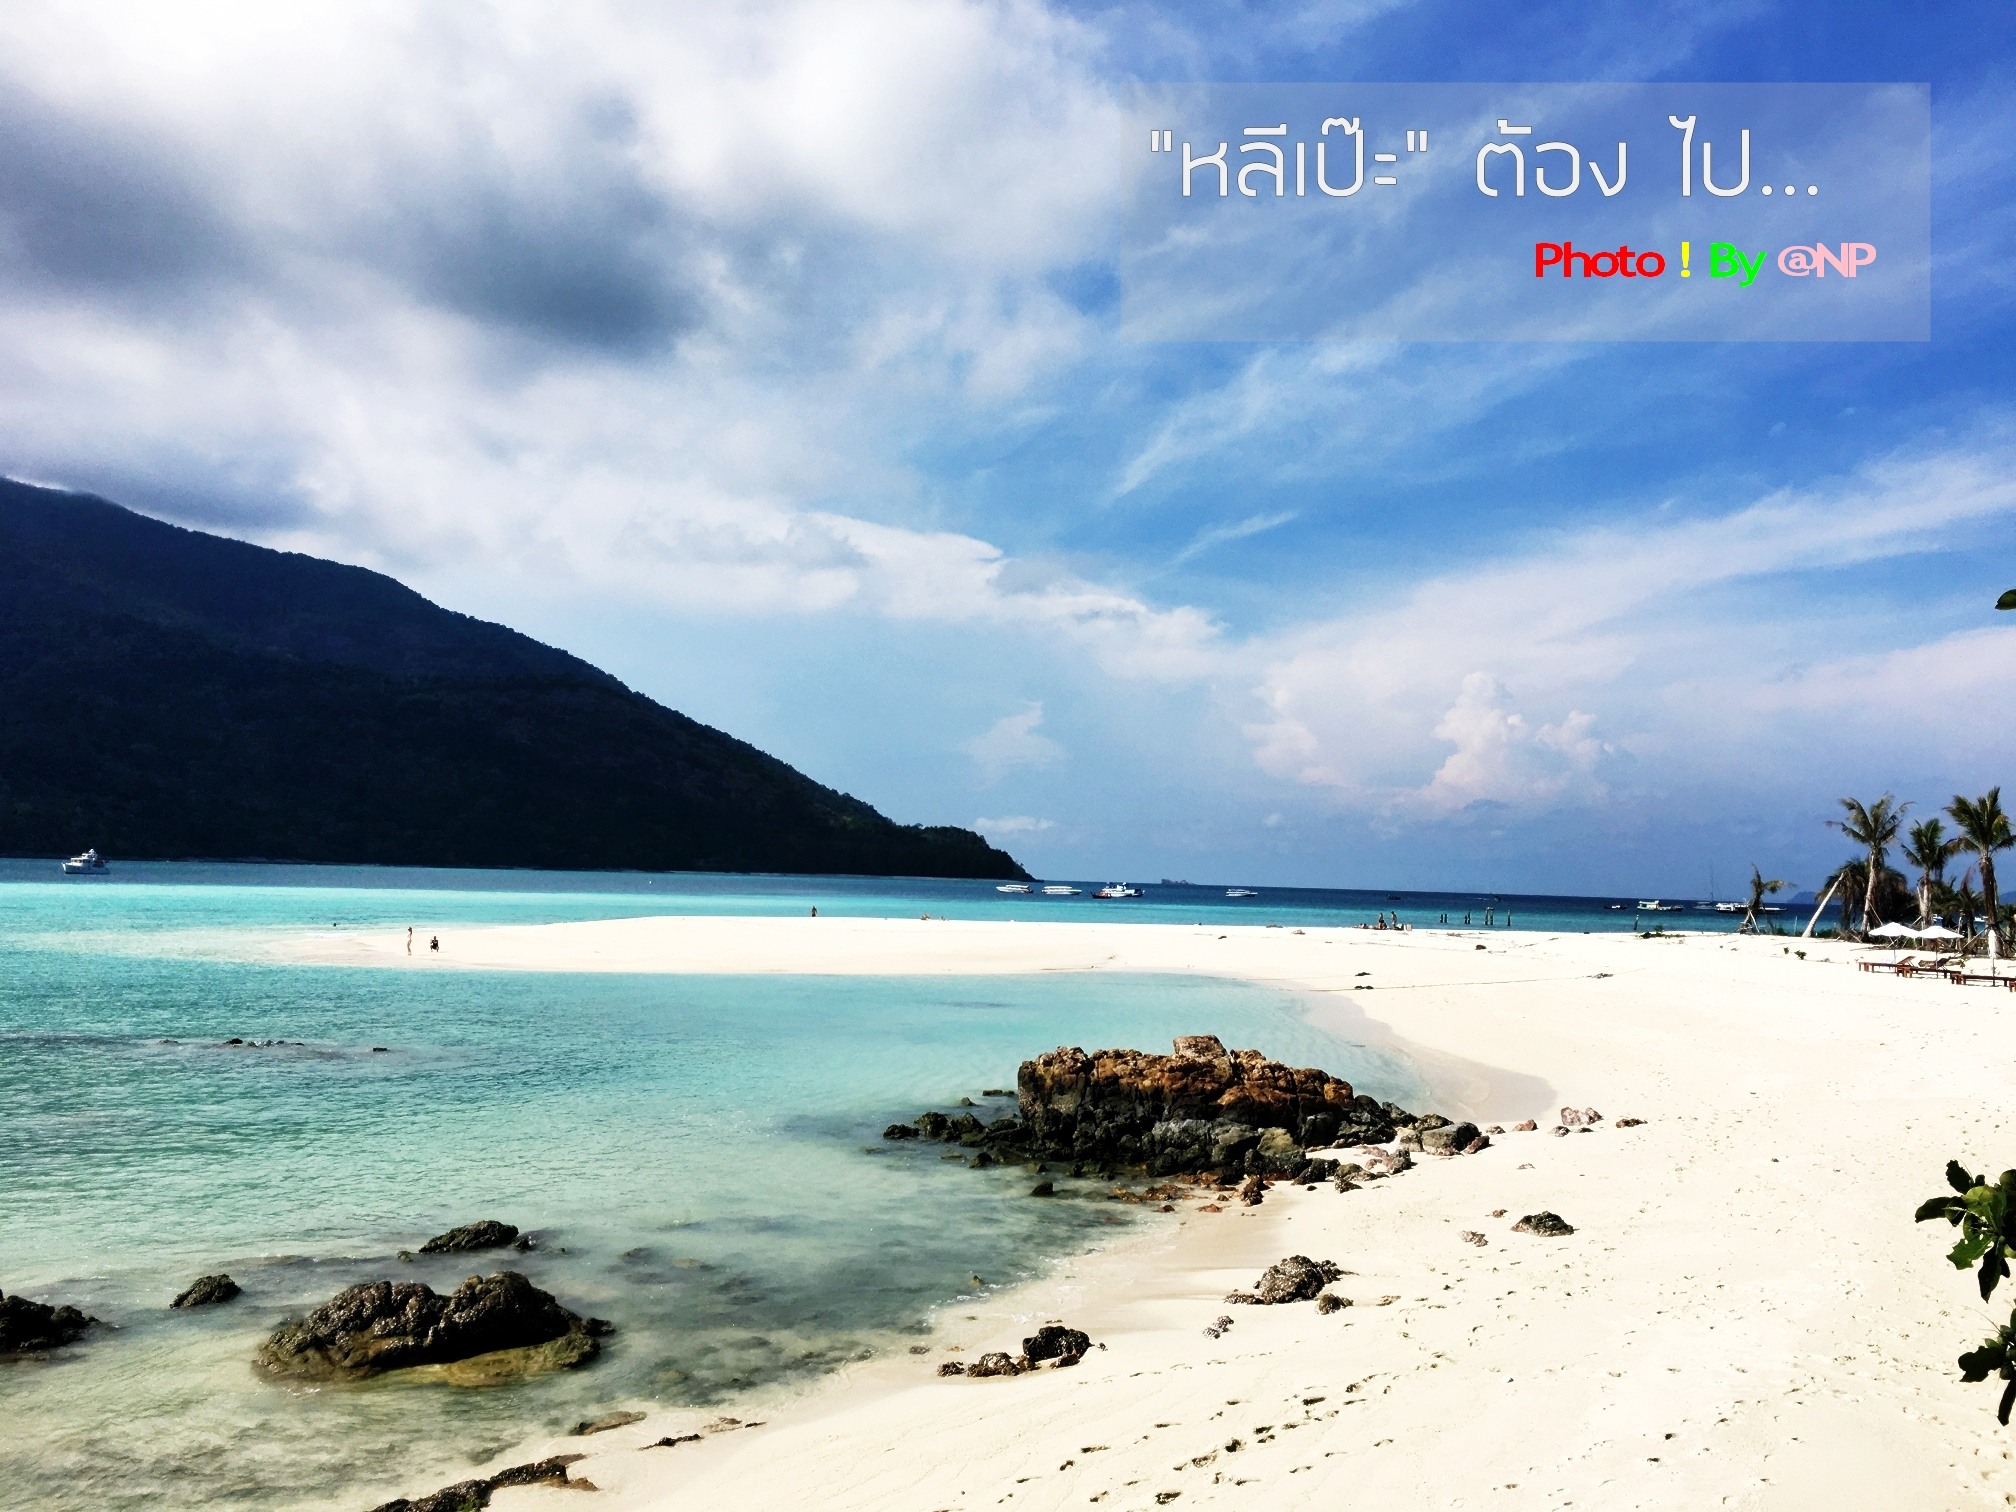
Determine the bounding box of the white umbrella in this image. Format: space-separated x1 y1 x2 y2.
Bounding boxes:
1914 923 1962 941
1866 922 1914 938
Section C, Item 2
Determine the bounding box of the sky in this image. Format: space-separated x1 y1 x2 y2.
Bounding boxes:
0 0 2010 894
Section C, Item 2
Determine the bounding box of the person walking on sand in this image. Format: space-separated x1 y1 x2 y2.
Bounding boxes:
406 926 413 956
429 935 439 953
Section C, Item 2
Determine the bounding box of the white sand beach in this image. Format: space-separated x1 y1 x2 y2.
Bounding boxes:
286 918 2016 1510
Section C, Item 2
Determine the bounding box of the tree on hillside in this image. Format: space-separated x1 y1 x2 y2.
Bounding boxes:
1738 865 1785 934
1904 818 1962 929
1831 795 1908 940
1951 790 2014 969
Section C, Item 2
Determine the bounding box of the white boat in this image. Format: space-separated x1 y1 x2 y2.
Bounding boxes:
1713 901 1742 913
1041 885 1081 896
1226 888 1259 898
995 883 1033 894
1094 883 1142 899
60 848 109 875
1636 900 1683 912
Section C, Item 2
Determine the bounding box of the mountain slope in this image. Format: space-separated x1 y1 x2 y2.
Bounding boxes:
0 480 1027 878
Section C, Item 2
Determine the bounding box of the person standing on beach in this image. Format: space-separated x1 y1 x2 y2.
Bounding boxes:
429 935 439 953
406 926 413 955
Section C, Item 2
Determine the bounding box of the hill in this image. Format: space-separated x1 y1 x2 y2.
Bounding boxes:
0 480 1027 878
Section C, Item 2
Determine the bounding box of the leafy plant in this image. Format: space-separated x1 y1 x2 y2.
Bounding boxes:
1918 1160 2016 1423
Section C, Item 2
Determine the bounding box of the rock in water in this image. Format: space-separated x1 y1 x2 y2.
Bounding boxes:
572 1410 646 1435
1014 1035 1397 1178
171 1274 241 1308
255 1271 607 1381
418 1221 523 1255
1512 1211 1576 1237
1022 1324 1091 1366
0 1289 96 1353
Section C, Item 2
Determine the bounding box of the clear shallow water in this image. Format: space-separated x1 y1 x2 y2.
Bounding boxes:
0 866 1426 1512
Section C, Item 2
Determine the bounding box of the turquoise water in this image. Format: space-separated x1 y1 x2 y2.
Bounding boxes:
0 867 1422 1512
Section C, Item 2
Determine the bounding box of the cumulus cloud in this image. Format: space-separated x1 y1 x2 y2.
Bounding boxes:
974 814 1056 833
964 703 1065 776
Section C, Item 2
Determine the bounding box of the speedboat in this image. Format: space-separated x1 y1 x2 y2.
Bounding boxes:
1041 884 1081 896
1713 902 1742 913
60 848 109 875
1094 883 1142 899
1637 900 1683 912
1226 888 1259 898
996 883 1033 894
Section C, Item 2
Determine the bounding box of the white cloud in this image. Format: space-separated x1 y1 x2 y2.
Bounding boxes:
974 814 1056 833
964 703 1064 776
1242 435 2016 815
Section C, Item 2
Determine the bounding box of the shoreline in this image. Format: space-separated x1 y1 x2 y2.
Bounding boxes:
255 915 2016 1510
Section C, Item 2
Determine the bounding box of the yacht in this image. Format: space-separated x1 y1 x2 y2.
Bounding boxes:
995 883 1033 894
1225 888 1259 898
1636 900 1683 912
1094 883 1142 899
1041 884 1081 896
60 848 109 875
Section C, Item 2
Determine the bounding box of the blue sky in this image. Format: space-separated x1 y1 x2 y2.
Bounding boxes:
0 0 2009 893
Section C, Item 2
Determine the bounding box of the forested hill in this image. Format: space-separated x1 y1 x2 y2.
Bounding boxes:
0 480 1028 879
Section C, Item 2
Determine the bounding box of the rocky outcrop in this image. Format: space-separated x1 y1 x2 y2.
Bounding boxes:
1512 1211 1575 1237
368 1456 586 1512
1023 1324 1090 1366
1226 1255 1343 1305
1015 1035 1403 1176
171 1274 241 1308
0 1289 96 1353
254 1271 608 1382
418 1221 526 1255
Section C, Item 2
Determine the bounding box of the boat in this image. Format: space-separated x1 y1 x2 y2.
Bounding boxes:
1093 883 1142 899
1225 888 1259 898
1713 901 1742 913
995 883 1032 894
1636 900 1683 912
60 848 109 875
1041 884 1081 896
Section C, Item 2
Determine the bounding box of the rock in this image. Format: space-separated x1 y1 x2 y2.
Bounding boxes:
1023 1323 1091 1366
171 1274 241 1309
1315 1292 1349 1314
913 1111 953 1140
1512 1211 1576 1237
882 1123 920 1140
1489 1209 1506 1217
1616 1117 1645 1127
0 1289 96 1353
1236 1255 1342 1305
1581 1108 1602 1123
937 1360 966 1376
1513 1119 1537 1132
1358 1147 1411 1177
1484 1125 1505 1135
418 1221 521 1255
572 1410 646 1435
1029 1180 1056 1197
971 1151 996 1169
1551 1126 1569 1137
368 1456 583 1512
1460 1231 1488 1247
958 1096 978 1107
1559 1107 1585 1128
254 1271 607 1382
1463 1137 1491 1155
1394 1127 1423 1152
1418 1122 1481 1157
965 1351 1022 1378
982 1088 1013 1098
1237 1175 1266 1206
1416 1114 1451 1132
1014 1036 1397 1178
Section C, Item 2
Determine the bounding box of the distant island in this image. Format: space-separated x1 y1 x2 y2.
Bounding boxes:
0 480 1027 879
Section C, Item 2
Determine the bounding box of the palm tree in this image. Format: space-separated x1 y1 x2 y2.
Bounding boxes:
1949 789 2014 970
1902 817 1960 928
1738 865 1785 934
1954 867 1983 943
1831 795 1908 939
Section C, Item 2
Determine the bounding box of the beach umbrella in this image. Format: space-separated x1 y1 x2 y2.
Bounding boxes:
1914 923 1962 941
1867 922 1914 938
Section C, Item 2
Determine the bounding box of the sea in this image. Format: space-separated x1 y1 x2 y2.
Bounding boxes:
0 862 1756 1511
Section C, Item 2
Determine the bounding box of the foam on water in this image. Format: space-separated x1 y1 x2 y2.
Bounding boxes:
0 867 1423 1512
